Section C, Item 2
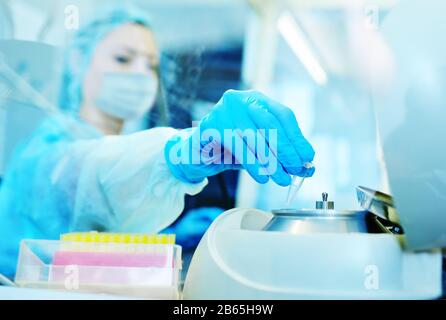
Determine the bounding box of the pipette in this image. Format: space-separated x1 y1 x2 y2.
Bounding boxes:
286 162 314 205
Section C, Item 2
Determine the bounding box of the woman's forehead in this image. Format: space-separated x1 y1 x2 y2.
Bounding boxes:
98 23 158 57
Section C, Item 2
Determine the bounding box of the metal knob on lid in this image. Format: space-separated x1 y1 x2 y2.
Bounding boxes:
315 192 334 210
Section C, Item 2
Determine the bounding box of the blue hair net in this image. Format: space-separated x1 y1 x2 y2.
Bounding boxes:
58 6 153 113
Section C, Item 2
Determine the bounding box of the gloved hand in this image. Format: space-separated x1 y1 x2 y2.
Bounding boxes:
164 90 315 186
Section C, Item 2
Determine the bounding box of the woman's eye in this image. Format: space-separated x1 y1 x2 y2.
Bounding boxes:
115 56 131 64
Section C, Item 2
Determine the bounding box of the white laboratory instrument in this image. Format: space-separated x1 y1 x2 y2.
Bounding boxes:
183 190 442 299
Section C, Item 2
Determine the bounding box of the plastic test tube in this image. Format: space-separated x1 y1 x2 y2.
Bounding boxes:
286 162 314 205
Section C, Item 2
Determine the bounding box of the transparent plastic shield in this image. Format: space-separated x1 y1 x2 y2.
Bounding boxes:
372 0 446 250
0 40 61 175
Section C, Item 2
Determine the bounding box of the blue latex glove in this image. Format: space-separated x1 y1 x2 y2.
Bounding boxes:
165 90 315 186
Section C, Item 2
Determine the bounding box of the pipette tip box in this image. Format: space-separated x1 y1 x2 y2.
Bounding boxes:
14 239 182 299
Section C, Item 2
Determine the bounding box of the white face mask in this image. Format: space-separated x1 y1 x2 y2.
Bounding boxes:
95 72 158 120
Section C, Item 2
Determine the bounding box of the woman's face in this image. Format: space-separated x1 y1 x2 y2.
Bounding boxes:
82 23 159 111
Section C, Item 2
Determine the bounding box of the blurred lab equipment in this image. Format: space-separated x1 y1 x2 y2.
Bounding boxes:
0 40 61 176
370 0 446 250
0 2 14 39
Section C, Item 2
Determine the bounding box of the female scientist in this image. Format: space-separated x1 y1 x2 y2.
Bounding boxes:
0 8 315 277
